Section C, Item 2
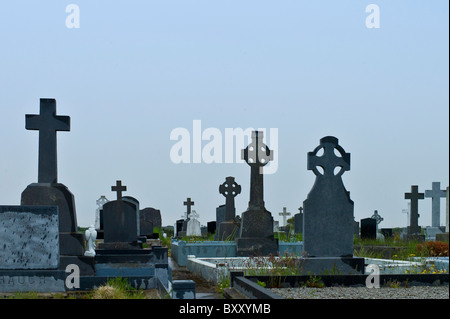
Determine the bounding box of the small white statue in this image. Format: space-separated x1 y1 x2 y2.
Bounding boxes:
84 225 97 256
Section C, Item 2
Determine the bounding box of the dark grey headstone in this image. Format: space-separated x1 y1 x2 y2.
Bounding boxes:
102 200 139 243
140 207 162 229
294 210 303 234
207 221 216 234
122 195 140 236
360 218 376 239
176 219 184 237
303 136 354 257
216 205 226 226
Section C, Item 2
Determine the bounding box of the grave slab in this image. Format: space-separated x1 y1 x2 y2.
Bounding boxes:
0 206 59 270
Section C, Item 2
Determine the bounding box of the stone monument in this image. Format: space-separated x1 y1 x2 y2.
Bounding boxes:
294 206 303 234
216 176 241 240
425 182 446 227
186 210 202 236
404 185 424 240
100 180 142 249
236 131 278 256
20 98 93 274
301 136 363 274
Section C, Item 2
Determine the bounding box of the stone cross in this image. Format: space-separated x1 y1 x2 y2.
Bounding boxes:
241 131 273 210
404 185 424 233
279 207 291 226
307 137 350 178
424 182 446 227
96 195 109 209
184 197 195 218
298 206 303 214
25 98 70 184
112 180 127 200
219 176 241 220
402 204 410 226
370 210 383 232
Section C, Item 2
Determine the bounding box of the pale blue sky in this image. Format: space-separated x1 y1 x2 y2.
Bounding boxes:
0 1 448 229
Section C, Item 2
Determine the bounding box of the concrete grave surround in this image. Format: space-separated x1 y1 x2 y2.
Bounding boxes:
0 206 60 270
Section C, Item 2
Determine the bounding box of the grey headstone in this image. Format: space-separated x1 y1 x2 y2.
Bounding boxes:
294 207 303 234
303 136 354 257
140 207 162 229
0 206 59 270
102 200 139 243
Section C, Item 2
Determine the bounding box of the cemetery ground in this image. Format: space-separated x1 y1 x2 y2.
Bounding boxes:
0 227 448 299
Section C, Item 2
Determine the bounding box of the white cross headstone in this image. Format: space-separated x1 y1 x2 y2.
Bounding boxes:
278 207 291 227
186 210 201 236
424 182 446 227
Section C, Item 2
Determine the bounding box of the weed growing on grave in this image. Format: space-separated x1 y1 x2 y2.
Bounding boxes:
217 275 231 298
241 252 305 288
303 274 324 288
257 280 266 288
92 277 145 299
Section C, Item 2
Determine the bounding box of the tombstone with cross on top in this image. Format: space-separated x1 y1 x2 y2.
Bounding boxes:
216 176 241 240
236 131 278 256
302 136 355 258
20 98 85 257
100 180 141 248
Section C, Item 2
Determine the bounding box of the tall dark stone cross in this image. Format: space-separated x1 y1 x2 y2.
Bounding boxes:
405 185 424 234
241 131 273 210
25 98 70 184
112 180 127 200
237 131 277 256
184 198 194 218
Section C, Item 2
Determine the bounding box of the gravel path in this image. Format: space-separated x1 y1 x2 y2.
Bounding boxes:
271 286 449 299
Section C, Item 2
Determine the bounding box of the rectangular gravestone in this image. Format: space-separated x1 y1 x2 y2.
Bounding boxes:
176 219 184 237
207 221 216 235
0 205 67 293
101 200 140 249
294 211 303 234
0 206 60 269
360 218 376 239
